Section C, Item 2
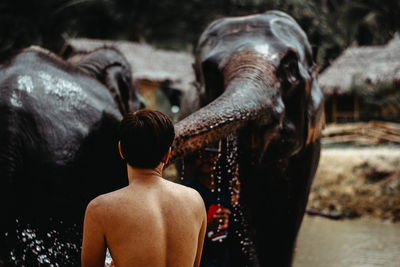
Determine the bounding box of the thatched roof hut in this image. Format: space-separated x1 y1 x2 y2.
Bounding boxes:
63 38 196 111
320 34 400 95
319 34 400 122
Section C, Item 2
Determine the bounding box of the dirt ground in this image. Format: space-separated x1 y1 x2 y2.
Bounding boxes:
307 144 400 222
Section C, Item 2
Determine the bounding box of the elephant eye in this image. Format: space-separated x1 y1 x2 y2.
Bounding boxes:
284 60 299 85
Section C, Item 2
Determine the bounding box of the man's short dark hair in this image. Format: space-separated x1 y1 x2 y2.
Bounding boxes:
119 109 175 169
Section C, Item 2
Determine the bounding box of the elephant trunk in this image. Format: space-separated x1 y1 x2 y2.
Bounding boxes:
171 51 284 161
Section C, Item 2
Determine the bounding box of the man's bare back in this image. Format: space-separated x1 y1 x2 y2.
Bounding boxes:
81 109 206 267
82 170 206 267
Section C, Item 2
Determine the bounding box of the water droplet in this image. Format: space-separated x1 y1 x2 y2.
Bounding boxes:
171 105 180 113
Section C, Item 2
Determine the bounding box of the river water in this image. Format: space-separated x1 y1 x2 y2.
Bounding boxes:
293 215 400 267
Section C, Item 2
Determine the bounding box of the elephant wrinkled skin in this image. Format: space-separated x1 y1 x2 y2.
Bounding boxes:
173 11 324 267
0 46 143 265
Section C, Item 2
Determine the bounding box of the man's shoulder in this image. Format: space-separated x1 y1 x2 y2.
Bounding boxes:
163 179 202 196
163 179 205 207
85 188 126 215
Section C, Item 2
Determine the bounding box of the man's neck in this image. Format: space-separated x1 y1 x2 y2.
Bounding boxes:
127 163 164 185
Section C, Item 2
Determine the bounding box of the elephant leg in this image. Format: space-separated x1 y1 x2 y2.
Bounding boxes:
243 169 297 267
239 141 320 267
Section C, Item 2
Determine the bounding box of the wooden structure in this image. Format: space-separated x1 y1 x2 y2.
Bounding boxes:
322 121 400 145
319 34 400 122
63 38 195 111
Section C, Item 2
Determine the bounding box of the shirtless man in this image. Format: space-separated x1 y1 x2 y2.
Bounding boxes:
81 109 207 267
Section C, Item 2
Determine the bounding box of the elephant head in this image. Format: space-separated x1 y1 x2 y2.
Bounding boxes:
172 11 324 267
0 46 143 265
174 10 324 161
66 46 145 114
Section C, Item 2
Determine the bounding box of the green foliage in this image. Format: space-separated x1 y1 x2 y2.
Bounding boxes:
0 0 399 70
0 0 79 59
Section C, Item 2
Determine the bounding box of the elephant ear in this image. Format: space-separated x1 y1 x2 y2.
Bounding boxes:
278 49 325 146
104 64 140 115
67 47 144 114
105 64 129 113
306 69 325 145
277 50 301 97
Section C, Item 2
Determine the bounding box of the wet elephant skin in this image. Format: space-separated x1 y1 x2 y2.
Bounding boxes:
173 11 325 267
0 46 143 266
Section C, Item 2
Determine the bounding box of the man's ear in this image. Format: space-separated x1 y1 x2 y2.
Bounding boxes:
118 141 125 159
162 147 172 164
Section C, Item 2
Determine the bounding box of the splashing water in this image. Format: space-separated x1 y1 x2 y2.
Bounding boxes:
180 158 185 182
2 219 82 266
179 133 258 266
223 133 257 265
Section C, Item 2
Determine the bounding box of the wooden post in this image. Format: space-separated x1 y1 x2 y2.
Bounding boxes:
332 95 337 123
354 96 359 121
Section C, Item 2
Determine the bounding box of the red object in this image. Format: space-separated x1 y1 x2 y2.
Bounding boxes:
207 204 221 221
207 204 228 229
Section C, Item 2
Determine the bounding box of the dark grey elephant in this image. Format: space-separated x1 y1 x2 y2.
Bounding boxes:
0 46 143 266
172 11 324 267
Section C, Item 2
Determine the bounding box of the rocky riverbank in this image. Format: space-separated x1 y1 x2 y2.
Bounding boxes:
307 145 400 222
